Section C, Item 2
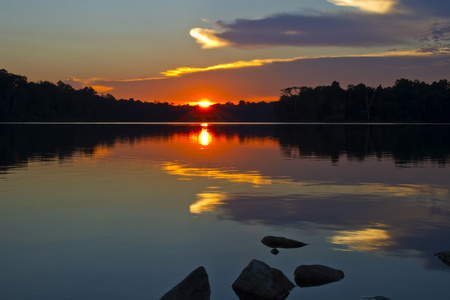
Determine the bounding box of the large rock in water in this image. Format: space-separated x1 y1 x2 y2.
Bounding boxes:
159 266 210 300
261 236 307 249
434 251 450 266
294 264 344 287
232 259 295 300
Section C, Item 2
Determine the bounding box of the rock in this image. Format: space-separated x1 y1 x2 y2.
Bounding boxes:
294 264 344 287
232 259 295 300
159 266 210 300
434 251 450 266
261 236 308 249
362 297 392 300
271 248 280 255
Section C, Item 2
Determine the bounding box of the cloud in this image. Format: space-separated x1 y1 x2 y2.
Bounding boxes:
191 0 450 51
401 0 450 18
65 75 166 94
191 12 429 49
419 21 450 53
90 85 114 93
189 28 230 48
65 51 449 103
161 57 303 77
327 0 399 13
162 50 431 77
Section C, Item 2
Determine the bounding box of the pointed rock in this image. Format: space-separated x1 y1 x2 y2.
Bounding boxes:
232 259 295 300
294 264 344 287
261 236 307 249
160 266 210 300
434 250 450 266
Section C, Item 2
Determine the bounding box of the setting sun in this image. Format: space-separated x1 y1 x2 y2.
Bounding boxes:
187 100 214 108
198 100 213 108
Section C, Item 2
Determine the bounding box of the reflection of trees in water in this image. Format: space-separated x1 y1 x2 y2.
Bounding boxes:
0 124 275 173
1 124 449 173
276 124 450 165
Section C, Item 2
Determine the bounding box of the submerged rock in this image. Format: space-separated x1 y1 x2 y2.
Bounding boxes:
362 297 392 300
434 251 450 266
232 259 295 300
294 264 344 287
271 248 280 255
160 266 210 300
261 236 308 249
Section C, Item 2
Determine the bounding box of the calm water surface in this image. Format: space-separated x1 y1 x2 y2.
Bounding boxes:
1 123 450 300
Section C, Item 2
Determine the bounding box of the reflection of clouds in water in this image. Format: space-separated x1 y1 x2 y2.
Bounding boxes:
190 192 228 214
162 161 450 267
329 226 395 252
162 162 272 186
210 192 450 266
161 162 449 200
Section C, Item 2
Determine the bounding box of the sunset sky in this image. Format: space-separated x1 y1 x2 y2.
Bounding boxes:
1 0 449 104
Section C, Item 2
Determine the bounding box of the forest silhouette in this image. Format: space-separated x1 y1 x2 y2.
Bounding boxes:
0 69 448 122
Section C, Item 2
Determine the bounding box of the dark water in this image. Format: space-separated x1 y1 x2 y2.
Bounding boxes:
1 123 450 299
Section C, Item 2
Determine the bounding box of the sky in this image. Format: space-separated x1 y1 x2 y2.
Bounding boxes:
1 0 449 105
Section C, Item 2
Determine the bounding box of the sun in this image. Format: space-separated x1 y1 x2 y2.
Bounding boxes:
197 99 213 108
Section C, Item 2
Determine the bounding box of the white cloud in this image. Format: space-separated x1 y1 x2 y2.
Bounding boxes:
189 28 230 48
327 0 399 13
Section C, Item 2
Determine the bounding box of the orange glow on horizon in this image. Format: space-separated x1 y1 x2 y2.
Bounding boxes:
188 100 215 107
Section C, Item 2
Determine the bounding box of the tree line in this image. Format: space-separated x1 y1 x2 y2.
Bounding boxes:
0 69 448 122
0 69 274 122
275 80 450 122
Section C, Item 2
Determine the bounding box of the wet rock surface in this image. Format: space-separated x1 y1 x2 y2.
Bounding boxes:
232 259 295 300
434 250 450 266
261 236 308 249
294 264 345 287
160 266 210 300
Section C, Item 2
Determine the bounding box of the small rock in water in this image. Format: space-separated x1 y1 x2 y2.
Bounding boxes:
232 259 295 300
362 296 392 300
294 264 344 287
271 248 280 255
159 266 210 300
434 251 450 266
261 236 308 249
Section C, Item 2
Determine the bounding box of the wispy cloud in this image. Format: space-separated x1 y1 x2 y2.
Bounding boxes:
327 0 399 13
90 85 114 93
189 28 230 48
161 57 303 77
67 49 438 91
161 50 432 77
66 76 166 93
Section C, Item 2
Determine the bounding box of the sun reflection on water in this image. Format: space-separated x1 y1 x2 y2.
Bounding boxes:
199 129 211 146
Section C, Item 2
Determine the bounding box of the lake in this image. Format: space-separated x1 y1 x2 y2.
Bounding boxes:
1 123 450 300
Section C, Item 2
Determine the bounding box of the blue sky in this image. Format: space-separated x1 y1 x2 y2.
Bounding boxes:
1 0 449 104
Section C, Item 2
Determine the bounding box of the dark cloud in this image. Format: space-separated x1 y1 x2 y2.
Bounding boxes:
419 21 450 53
401 0 450 18
214 12 427 48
